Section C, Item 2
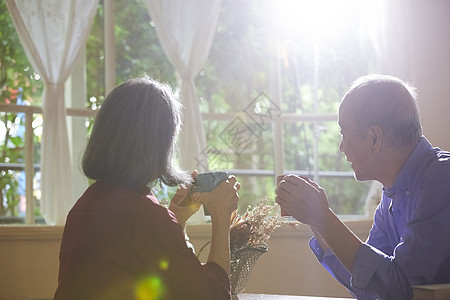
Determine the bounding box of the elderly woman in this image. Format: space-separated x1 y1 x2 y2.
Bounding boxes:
54 77 239 299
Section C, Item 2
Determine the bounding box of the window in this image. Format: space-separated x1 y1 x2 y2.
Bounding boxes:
0 0 44 223
1 0 383 223
195 0 379 215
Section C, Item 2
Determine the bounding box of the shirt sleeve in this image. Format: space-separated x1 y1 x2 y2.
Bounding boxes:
129 201 231 299
309 237 376 300
351 168 450 300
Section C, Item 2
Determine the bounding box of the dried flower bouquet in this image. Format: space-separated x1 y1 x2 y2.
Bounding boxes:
228 197 282 295
230 197 281 251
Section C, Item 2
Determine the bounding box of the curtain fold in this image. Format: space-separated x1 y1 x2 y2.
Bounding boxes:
378 0 415 81
6 0 99 225
145 0 222 172
359 0 415 80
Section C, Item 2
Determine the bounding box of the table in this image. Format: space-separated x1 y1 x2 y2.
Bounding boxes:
234 294 351 300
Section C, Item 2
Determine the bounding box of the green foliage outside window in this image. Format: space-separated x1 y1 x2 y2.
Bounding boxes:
1 0 379 219
0 1 43 218
192 0 378 214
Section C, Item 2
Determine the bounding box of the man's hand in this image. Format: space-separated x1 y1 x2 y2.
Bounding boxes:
275 174 330 227
276 174 362 272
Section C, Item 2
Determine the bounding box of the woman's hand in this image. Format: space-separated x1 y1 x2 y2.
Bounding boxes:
169 171 201 228
196 175 240 275
193 175 240 223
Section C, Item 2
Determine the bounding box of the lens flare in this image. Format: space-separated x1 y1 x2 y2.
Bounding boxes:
134 276 165 300
159 259 169 270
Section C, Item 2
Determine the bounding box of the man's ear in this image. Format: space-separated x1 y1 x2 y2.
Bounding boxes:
369 125 383 153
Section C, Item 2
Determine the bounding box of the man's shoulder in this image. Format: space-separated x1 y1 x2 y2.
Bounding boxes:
436 149 450 162
412 139 450 169
404 144 450 194
417 147 450 194
425 147 450 173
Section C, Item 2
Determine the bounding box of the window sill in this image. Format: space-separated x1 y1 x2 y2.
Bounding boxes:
0 216 47 225
0 225 64 241
0 218 373 241
185 218 373 239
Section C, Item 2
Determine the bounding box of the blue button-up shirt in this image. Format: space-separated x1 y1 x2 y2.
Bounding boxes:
310 137 450 300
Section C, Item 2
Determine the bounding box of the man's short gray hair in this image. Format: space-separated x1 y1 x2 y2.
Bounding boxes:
343 74 422 148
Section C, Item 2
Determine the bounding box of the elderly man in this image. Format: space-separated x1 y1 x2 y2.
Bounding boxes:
276 74 450 300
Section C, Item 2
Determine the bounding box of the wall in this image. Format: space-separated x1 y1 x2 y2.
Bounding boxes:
0 226 63 300
0 221 371 300
378 0 450 150
411 0 450 150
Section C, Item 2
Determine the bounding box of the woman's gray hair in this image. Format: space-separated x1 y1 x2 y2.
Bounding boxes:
343 74 422 148
82 77 191 193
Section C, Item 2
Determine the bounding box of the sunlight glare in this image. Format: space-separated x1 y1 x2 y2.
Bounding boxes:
275 0 362 39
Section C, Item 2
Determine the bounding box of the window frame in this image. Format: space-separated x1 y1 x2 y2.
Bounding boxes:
1 0 374 224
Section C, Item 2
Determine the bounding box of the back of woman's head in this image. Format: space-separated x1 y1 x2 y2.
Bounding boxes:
82 77 191 193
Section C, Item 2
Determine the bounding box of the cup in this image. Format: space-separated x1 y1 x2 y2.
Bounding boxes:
191 171 229 215
277 174 290 217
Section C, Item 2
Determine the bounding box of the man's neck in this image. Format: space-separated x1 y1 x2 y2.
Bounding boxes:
378 142 418 188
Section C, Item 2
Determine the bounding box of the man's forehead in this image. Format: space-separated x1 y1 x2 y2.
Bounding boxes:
338 101 357 129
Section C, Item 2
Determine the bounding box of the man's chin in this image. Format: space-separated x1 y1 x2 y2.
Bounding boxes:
354 171 373 182
352 170 365 182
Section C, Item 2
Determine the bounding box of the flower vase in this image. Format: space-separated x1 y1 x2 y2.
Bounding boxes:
230 244 268 297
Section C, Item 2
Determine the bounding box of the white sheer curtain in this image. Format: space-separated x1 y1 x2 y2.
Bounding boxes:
359 0 415 80
378 0 415 81
145 0 222 172
6 0 99 225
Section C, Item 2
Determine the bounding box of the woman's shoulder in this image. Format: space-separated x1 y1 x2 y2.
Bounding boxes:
75 182 164 213
133 191 179 227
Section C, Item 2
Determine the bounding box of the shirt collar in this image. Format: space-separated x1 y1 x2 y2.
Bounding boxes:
383 136 432 198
